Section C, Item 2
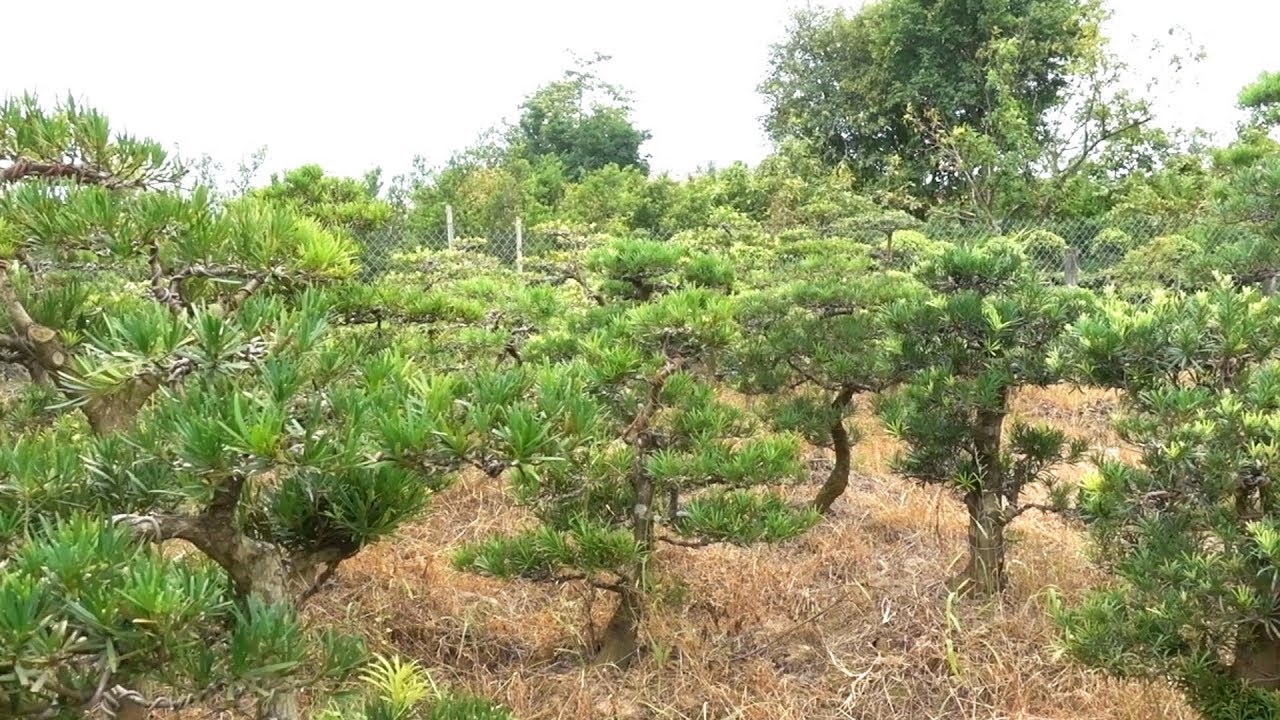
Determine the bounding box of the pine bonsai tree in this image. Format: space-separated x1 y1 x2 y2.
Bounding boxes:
329 238 565 373
0 290 484 718
734 237 925 513
0 95 357 434
455 240 815 667
1054 278 1280 718
0 97 506 719
877 239 1091 594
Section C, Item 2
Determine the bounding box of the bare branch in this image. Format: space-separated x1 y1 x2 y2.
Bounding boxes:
551 266 606 307
526 571 627 594
227 277 265 312
145 241 189 313
12 249 40 275
1054 116 1153 185
0 158 153 189
816 306 860 320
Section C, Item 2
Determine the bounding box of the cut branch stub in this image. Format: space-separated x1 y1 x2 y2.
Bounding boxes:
26 324 67 371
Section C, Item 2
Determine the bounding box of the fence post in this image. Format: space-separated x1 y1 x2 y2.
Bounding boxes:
515 217 524 273
445 204 455 249
1063 247 1079 286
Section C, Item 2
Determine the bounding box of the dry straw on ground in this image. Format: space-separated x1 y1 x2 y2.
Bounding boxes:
182 386 1192 719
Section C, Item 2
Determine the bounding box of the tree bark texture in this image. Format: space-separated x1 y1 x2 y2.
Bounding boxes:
594 586 644 667
954 406 1008 595
812 385 857 514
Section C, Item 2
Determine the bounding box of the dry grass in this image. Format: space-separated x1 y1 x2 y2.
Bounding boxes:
192 385 1191 718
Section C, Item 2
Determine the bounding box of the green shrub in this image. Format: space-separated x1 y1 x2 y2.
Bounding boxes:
1087 227 1137 263
1108 234 1203 293
880 229 952 272
1013 229 1069 272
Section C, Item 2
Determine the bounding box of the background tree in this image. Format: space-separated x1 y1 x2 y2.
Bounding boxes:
1203 71 1280 288
404 146 565 239
877 240 1090 593
761 0 1105 211
251 164 401 275
511 53 651 181
1055 279 1280 718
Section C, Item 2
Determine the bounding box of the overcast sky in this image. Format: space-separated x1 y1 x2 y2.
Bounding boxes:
2 0 1277 186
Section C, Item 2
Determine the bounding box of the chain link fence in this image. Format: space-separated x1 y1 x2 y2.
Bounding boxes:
352 214 1267 292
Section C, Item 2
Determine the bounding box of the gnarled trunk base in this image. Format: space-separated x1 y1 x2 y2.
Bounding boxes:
813 419 852 514
83 374 162 435
812 387 857 515
594 588 643 668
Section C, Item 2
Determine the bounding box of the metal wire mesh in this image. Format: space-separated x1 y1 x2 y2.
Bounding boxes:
351 214 1263 290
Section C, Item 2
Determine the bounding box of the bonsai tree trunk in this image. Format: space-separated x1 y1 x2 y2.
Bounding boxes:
595 585 643 667
959 485 1007 595
1232 622 1280 689
954 405 1008 595
114 474 346 720
594 359 679 667
596 432 655 667
83 374 163 435
812 385 856 514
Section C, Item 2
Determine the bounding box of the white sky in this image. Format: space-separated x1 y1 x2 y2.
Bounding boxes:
2 0 1277 186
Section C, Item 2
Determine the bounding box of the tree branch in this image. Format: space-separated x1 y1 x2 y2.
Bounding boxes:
12 249 40 275
146 241 187 313
1005 502 1071 522
0 262 38 335
227 277 265 311
111 511 204 544
622 356 685 443
0 264 70 376
0 158 151 189
297 560 340 606
815 306 861 320
166 264 273 312
556 266 606 307
1055 116 1153 184
526 571 627 594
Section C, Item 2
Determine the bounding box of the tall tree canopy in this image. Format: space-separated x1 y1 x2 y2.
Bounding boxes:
761 0 1106 213
511 54 651 181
